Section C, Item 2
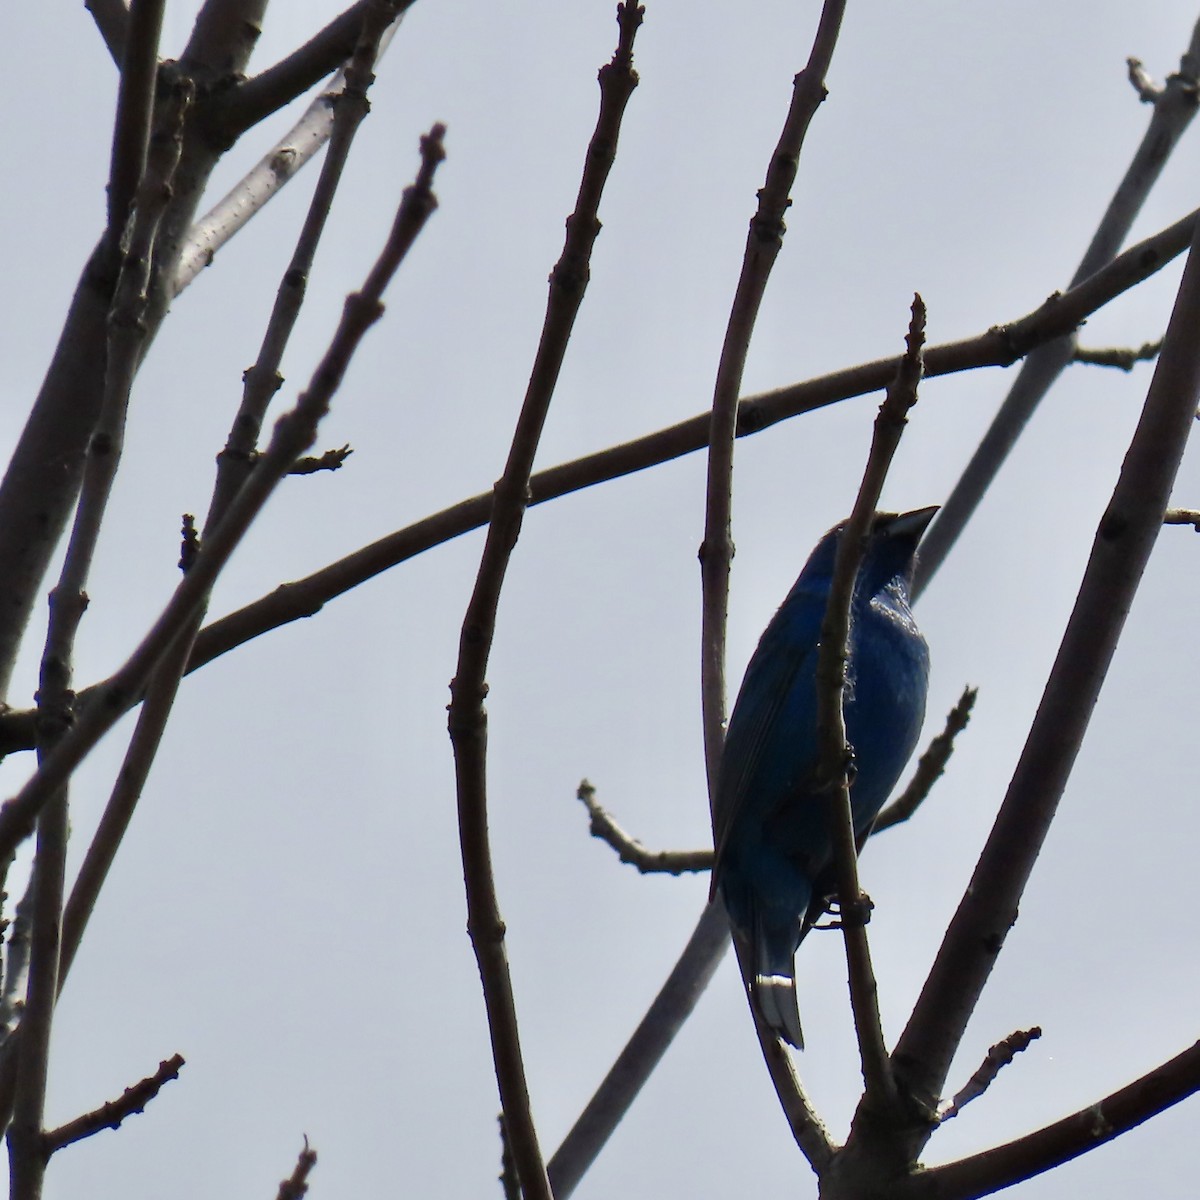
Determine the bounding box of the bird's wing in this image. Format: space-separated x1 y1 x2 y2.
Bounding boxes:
710 593 824 891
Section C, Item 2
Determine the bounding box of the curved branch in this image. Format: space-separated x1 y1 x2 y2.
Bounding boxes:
0 205 1193 763
445 12 642 1199
920 1040 1200 1200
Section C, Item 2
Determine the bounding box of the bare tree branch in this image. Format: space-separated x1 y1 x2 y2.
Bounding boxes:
0 125 444 870
700 0 846 800
1164 507 1200 528
217 1 416 137
939 1028 1041 1122
816 297 924 1120
574 781 711 874
87 0 131 67
0 0 269 701
0 203 1194 766
275 1138 318 1200
1127 55 1163 102
890 206 1200 1168
919 1039 1200 1200
1074 340 1162 370
174 14 403 296
289 445 353 475
914 18 1200 597
446 12 641 1198
43 1054 184 1155
548 899 835 1198
106 0 167 240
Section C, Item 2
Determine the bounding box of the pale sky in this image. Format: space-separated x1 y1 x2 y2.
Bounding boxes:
4 3 1200 1198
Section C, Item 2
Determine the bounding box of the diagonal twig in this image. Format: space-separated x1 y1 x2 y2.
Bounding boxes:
174 13 405 295
43 1054 185 1155
938 1027 1041 1122
0 127 445 873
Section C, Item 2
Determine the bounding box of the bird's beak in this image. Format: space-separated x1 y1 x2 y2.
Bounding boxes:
887 505 939 541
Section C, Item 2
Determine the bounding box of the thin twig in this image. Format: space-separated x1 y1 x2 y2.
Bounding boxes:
105 0 167 240
1073 340 1162 370
276 1138 318 1200
891 208 1200 1166
697 0 850 1164
446 11 640 1199
1164 507 1200 529
219 1 416 137
0 127 445 870
290 445 354 475
700 0 846 801
575 781 711 875
43 1054 184 1154
1127 56 1163 102
7 57 182 1193
174 16 405 296
918 1039 1200 1199
871 686 977 836
815 297 926 1117
938 1027 1041 1122
914 18 1200 597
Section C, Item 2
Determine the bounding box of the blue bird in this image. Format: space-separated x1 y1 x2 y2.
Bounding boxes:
710 507 935 1048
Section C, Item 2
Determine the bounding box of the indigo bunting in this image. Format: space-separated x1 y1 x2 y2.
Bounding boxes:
710 507 935 1048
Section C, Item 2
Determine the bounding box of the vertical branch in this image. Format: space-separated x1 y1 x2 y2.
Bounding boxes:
813 300 925 1115
57 0 402 992
446 10 642 1199
698 0 847 1158
0 0 267 701
700 0 847 801
914 17 1200 594
106 0 168 242
891 214 1200 1156
6 41 182 1199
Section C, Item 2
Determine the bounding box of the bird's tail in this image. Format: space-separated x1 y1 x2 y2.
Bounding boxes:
753 960 805 1049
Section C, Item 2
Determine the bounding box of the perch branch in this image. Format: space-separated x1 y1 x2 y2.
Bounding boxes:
815 297 925 1117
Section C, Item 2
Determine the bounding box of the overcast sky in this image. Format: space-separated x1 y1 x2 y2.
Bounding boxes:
4 3 1200 1198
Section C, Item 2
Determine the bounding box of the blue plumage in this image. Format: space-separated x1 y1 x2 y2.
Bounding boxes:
710 508 935 1048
